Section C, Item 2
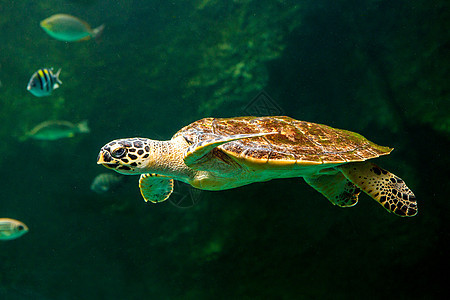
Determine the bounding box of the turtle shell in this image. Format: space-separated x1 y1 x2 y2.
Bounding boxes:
173 116 393 165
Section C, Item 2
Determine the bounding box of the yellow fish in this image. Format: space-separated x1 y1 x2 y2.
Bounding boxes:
0 218 29 240
40 14 104 42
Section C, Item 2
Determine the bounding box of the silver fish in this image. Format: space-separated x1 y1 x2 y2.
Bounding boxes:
21 120 90 141
40 14 104 42
0 218 29 240
91 173 124 194
27 68 62 97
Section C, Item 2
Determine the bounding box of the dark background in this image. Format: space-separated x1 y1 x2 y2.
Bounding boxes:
0 0 448 298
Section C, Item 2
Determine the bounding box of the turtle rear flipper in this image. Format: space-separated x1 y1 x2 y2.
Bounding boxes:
183 132 277 166
304 172 361 207
139 173 174 203
338 162 418 217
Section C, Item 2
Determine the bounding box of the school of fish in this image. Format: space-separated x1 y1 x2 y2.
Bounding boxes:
4 14 104 241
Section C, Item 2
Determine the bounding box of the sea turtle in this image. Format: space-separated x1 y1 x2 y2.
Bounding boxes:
97 116 417 217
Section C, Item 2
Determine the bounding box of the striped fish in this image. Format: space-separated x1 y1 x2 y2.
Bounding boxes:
27 68 62 97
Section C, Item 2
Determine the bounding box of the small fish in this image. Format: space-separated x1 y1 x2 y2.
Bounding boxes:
40 14 105 42
0 218 29 240
90 173 124 194
27 68 62 97
21 120 90 141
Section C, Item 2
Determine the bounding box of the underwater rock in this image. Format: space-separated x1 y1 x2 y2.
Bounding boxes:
185 0 302 114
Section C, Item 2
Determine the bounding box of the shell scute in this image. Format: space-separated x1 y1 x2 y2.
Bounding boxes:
173 116 392 165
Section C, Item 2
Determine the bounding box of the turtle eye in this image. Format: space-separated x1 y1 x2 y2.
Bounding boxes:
112 147 127 158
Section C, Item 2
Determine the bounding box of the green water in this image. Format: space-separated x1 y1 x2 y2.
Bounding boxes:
1 0 449 298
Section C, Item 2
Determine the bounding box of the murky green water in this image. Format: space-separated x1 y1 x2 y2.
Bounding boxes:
1 0 448 298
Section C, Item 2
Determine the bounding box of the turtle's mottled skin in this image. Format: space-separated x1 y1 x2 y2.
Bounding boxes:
97 116 417 217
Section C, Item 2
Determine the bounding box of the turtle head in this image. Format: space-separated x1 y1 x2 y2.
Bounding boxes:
97 138 152 175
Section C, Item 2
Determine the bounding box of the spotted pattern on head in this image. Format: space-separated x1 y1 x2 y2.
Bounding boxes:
98 138 152 174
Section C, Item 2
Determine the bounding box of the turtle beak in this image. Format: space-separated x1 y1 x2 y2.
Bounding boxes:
97 150 112 165
97 151 107 164
97 150 120 169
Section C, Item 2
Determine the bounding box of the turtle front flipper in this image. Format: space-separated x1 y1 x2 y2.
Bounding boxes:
338 162 418 217
184 132 277 166
138 173 174 203
304 172 361 207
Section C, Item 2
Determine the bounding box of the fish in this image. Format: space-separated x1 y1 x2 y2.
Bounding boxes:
27 68 62 97
40 14 105 42
90 173 124 194
21 120 90 141
0 218 29 240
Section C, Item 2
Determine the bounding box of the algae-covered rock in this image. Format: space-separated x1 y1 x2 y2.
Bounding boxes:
188 1 302 114
137 0 303 116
